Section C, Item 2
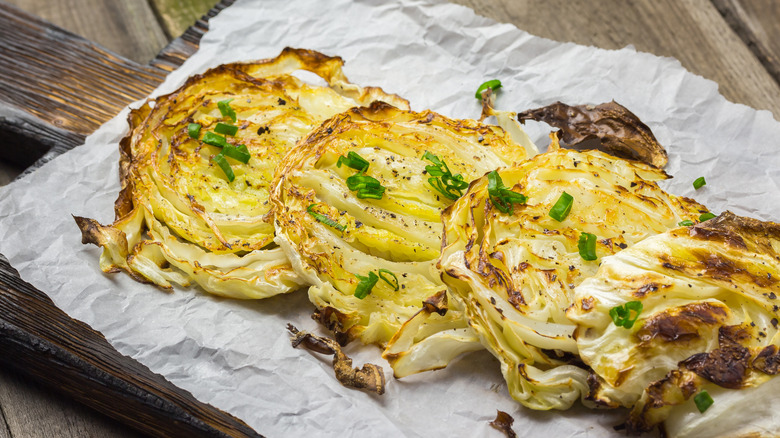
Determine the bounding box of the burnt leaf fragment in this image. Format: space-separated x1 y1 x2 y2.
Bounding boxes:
517 101 668 168
489 410 517 438
287 324 386 394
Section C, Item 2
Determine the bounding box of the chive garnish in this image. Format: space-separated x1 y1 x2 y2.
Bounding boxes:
337 151 370 172
306 204 345 232
188 123 201 139
609 301 643 329
422 151 468 201
487 170 527 214
215 122 238 136
354 271 379 299
678 220 694 226
694 390 713 413
475 79 502 99
217 98 237 122
578 232 598 261
223 144 250 163
549 192 574 222
346 173 386 199
693 176 706 190
203 132 229 148
699 212 716 222
212 153 234 182
378 269 399 291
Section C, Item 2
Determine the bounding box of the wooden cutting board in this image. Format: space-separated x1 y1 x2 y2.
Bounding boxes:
0 1 262 437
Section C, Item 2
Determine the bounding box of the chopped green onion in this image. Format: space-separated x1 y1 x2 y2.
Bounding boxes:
487 170 527 214
346 173 385 200
678 220 695 227
549 192 574 222
212 153 234 182
378 269 399 291
203 132 229 148
699 212 716 222
609 301 643 329
306 204 345 232
694 390 713 413
215 122 238 136
218 98 237 122
356 189 385 199
354 271 379 299
222 144 250 163
337 151 370 172
475 79 502 99
693 176 706 190
578 232 598 261
422 151 468 201
188 123 201 139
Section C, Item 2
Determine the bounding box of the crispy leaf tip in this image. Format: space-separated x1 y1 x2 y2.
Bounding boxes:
287 324 386 395
490 410 517 438
517 101 668 168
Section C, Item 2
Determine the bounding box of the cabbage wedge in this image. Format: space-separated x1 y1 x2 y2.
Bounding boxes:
568 211 780 436
76 48 408 299
434 141 706 410
271 102 532 345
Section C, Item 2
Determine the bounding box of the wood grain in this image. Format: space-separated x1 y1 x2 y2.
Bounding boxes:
150 0 236 73
451 0 780 120
0 369 143 438
0 2 166 168
149 0 221 40
0 257 262 438
712 0 780 86
3 0 168 64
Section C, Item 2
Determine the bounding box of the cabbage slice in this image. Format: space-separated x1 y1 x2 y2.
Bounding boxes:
76 48 408 299
428 142 706 410
271 103 531 345
568 211 780 435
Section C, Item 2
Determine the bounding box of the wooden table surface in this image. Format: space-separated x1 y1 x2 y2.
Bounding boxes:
0 0 778 436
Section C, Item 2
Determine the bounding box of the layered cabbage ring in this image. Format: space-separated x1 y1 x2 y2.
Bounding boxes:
434 143 707 410
271 102 534 346
76 48 408 299
568 212 780 437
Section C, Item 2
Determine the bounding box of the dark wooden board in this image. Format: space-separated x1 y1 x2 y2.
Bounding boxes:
0 1 260 437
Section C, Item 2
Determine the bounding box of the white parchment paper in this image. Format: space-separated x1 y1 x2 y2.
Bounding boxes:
2 0 780 436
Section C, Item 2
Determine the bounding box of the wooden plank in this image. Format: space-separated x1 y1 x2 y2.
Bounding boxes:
0 2 166 168
150 0 236 72
451 0 780 120
148 0 220 40
0 398 11 438
3 0 169 64
0 256 261 438
0 370 143 438
712 0 780 86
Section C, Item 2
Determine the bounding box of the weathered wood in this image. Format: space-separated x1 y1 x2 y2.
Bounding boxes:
150 0 236 73
711 0 780 88
0 257 262 438
0 369 144 438
149 0 221 40
3 0 168 64
0 2 166 168
451 0 780 120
